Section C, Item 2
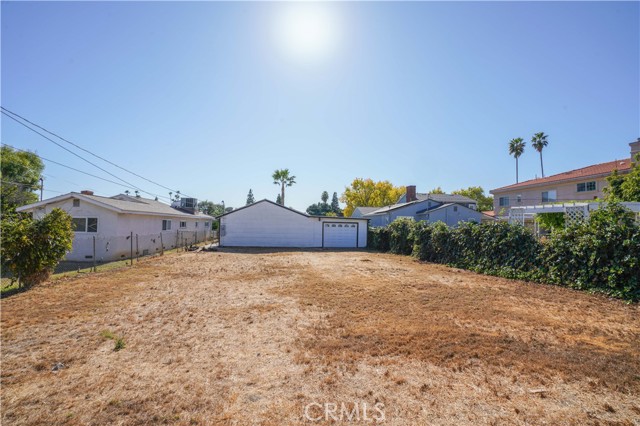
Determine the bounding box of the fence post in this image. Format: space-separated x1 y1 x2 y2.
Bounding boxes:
130 231 133 266
176 230 179 252
136 234 139 262
160 233 164 256
93 236 97 272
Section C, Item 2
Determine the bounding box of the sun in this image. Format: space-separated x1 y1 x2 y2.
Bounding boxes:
273 4 340 64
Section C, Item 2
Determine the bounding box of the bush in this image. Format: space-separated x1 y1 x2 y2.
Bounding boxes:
388 218 416 255
368 204 639 301
368 227 390 252
543 203 640 300
1 208 74 288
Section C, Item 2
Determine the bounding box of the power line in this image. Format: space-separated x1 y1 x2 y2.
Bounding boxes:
1 111 170 201
2 143 171 202
1 106 193 198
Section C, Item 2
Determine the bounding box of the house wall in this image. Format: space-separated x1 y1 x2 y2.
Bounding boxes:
220 202 367 248
418 204 483 227
492 176 612 215
29 198 212 261
367 200 436 227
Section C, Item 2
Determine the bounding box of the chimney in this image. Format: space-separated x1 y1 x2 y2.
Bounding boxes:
406 185 417 202
80 190 94 196
631 138 640 164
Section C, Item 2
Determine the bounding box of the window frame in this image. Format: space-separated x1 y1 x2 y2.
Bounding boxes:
542 190 557 203
72 217 98 233
499 197 509 207
179 221 187 229
162 219 172 231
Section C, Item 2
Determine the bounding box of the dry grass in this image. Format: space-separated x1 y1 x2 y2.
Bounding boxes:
1 249 639 425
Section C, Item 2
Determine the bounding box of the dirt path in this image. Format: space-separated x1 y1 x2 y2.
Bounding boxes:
2 250 639 425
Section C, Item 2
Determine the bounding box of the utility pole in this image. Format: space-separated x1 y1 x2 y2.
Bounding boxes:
39 177 43 201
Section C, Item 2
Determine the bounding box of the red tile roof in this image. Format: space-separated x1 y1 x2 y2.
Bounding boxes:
492 158 632 192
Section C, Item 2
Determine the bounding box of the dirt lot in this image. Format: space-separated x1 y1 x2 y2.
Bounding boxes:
2 249 639 425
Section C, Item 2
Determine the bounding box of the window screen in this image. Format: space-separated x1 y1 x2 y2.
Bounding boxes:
72 218 86 232
87 218 98 233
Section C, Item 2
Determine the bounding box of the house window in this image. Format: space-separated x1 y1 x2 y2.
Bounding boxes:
205 221 210 228
87 218 98 233
542 190 557 203
72 218 98 233
577 181 596 192
180 221 187 228
453 206 458 212
499 197 509 207
72 218 86 232
587 181 596 191
162 220 172 231
73 199 80 207
516 194 522 203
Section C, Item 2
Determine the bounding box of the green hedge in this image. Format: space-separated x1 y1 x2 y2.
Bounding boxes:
368 203 639 301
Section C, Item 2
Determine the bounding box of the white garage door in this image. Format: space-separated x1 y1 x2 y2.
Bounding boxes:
323 223 358 248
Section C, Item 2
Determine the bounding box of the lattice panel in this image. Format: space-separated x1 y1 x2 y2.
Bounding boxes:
509 210 525 225
565 206 588 225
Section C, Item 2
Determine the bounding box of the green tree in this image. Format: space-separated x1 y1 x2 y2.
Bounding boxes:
341 178 405 217
246 189 255 205
321 191 329 205
531 132 549 178
1 146 45 214
429 187 445 194
605 156 640 201
330 192 342 216
452 186 494 211
197 200 225 217
272 169 296 206
1 208 73 288
276 193 282 205
508 137 525 183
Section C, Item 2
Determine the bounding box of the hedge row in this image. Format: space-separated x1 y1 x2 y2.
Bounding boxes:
367 203 640 301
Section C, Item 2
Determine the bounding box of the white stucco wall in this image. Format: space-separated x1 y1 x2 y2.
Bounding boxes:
220 201 367 248
28 198 212 261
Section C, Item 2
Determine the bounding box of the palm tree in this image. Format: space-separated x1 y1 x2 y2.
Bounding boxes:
508 138 525 183
531 132 549 177
272 169 296 206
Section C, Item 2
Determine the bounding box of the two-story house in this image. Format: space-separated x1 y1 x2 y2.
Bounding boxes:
490 139 639 217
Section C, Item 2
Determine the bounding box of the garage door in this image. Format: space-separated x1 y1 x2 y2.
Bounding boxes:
323 223 358 248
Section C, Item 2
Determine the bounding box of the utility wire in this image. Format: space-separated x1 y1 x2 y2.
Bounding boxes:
2 143 171 202
0 179 65 194
1 112 169 201
1 106 192 198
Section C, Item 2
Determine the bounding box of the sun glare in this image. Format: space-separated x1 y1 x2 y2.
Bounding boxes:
274 4 340 64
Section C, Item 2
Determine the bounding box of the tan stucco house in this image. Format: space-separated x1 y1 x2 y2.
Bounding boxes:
490 139 639 217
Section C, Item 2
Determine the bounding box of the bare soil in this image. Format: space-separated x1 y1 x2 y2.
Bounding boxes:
2 249 639 425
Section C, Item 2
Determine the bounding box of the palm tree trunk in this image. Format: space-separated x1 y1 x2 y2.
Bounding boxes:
539 151 544 177
516 157 519 183
281 182 285 206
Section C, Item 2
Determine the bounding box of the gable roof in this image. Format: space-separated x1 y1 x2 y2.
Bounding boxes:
417 193 476 204
17 192 215 219
352 207 380 215
217 199 368 221
491 158 633 193
365 199 427 216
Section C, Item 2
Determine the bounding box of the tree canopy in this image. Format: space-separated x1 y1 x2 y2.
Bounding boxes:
341 178 404 217
451 186 494 211
605 155 640 201
272 169 296 206
1 146 44 214
246 189 255 205
197 200 225 217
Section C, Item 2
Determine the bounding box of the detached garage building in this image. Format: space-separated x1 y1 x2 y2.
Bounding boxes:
218 199 368 248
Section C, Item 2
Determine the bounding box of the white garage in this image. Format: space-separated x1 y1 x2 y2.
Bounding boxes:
218 199 368 248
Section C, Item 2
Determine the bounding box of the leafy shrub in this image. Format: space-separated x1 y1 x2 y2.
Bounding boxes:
388 218 416 255
368 227 390 252
543 203 640 300
0 208 73 288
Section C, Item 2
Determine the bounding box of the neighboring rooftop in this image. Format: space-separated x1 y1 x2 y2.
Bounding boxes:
491 158 632 193
17 192 214 218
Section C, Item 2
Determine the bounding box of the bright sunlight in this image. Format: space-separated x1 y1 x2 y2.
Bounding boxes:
273 3 341 64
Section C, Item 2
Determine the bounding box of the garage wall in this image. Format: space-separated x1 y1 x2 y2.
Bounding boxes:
221 201 318 247
220 201 368 248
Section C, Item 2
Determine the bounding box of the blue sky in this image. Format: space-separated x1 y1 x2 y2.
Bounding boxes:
2 1 638 211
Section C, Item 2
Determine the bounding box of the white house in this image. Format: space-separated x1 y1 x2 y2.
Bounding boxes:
16 191 215 262
218 199 368 248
